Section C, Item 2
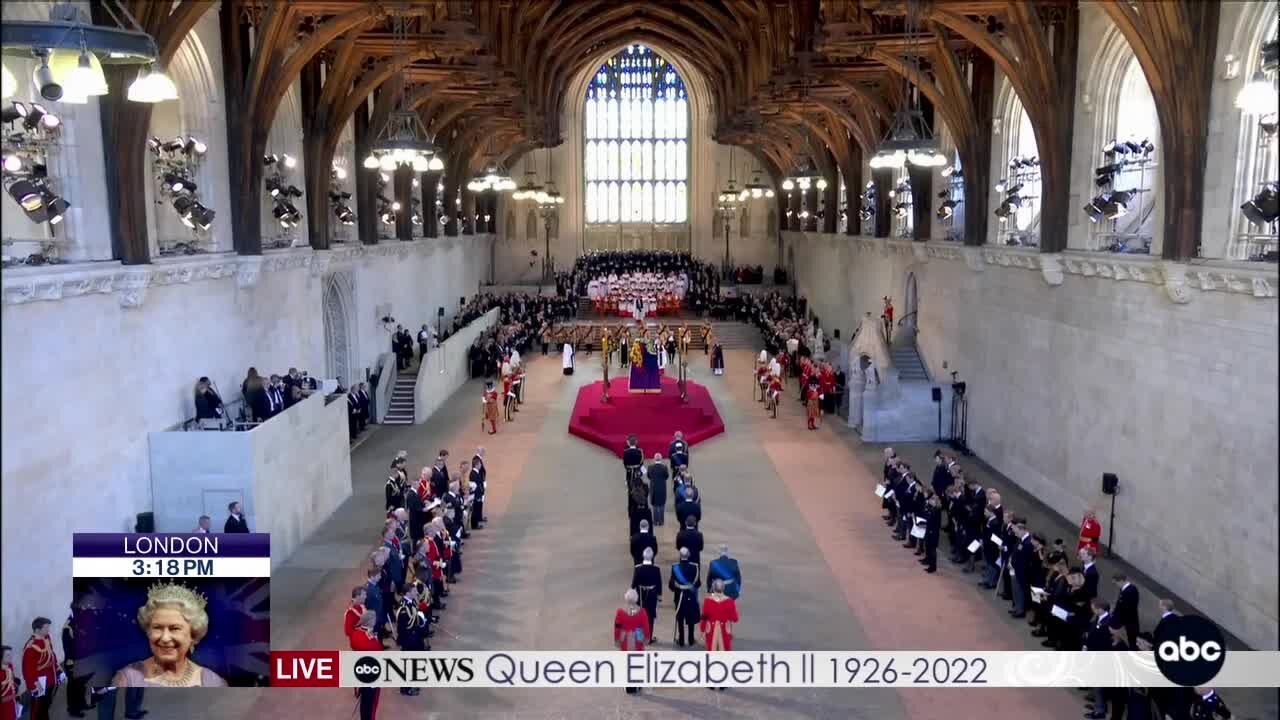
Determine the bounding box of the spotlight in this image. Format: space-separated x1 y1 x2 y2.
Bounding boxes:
333 166 347 180
1102 140 1118 155
33 57 62 101
994 202 1014 220
411 177 419 188
363 154 380 169
29 163 47 179
184 137 207 155
1240 184 1279 225
23 104 59 130
282 153 297 169
172 195 194 216
147 136 163 153
994 178 1007 193
46 195 70 224
391 201 402 211
7 179 45 215
263 154 279 166
3 154 21 172
893 202 909 218
163 173 195 193
1083 198 1107 222
266 178 282 197
192 202 215 230
1 100 28 124
1004 183 1024 196
937 190 950 199
287 185 303 198
936 199 960 219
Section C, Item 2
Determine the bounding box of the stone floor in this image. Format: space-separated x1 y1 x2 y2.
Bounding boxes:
76 349 1277 720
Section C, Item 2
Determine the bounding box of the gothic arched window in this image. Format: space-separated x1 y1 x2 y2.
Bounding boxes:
584 45 689 224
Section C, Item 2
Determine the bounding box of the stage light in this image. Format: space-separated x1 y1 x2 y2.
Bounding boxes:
192 202 215 230
172 195 194 216
163 173 195 193
263 154 278 166
126 64 178 103
33 57 62 102
282 153 297 169
287 185 303 198
3 154 21 172
333 165 347 180
1083 197 1107 222
391 201 402 211
379 155 396 172
936 199 960 219
1236 70 1279 116
428 156 444 171
8 179 44 212
61 50 108 97
363 154 380 169
45 195 70 224
1240 184 1279 225
183 137 207 155
994 178 1007 193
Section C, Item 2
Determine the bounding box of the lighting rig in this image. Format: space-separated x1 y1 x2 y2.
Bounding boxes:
1 99 70 265
329 163 354 240
993 155 1039 246
148 133 213 254
858 181 876 235
888 175 912 237
263 153 302 246
1083 138 1154 253
936 164 963 240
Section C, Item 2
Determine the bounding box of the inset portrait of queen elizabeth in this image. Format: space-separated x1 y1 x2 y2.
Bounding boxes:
70 575 270 688
112 583 227 687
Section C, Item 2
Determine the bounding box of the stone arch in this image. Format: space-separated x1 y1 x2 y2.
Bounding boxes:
1226 8 1280 259
322 271 356 387
262 84 307 246
991 78 1041 245
1082 26 1163 254
145 20 231 254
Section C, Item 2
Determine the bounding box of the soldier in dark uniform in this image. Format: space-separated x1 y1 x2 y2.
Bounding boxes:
630 547 663 643
62 608 89 718
469 454 486 530
386 460 406 515
630 520 658 565
668 547 701 647
394 590 428 696
622 435 644 485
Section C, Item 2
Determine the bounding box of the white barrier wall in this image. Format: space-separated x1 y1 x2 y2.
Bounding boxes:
786 232 1280 650
415 308 500 423
0 237 487 648
148 392 351 566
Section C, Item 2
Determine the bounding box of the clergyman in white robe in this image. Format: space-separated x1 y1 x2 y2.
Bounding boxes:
562 342 575 376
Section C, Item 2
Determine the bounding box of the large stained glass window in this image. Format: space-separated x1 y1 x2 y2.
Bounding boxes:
584 44 689 224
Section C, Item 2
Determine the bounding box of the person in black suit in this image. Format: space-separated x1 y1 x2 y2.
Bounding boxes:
930 450 953 497
194 377 225 427
668 432 689 470
347 388 362 438
622 435 644 486
1153 598 1178 637
430 452 450 499
1080 547 1100 600
980 495 1004 588
1190 687 1232 719
1008 522 1035 618
675 516 704 566
675 483 702 528
354 383 370 431
647 455 669 527
224 502 249 533
920 494 943 573
1112 573 1141 646
258 375 286 420
1084 598 1116 719
630 519 658 565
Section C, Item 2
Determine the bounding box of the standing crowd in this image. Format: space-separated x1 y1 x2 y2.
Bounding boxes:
613 433 743 695
878 448 1234 720
342 446 493 718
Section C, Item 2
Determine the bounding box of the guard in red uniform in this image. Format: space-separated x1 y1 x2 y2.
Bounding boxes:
1 645 18 720
482 381 499 434
767 373 783 418
344 587 367 639
415 468 432 504
805 383 823 430
348 610 383 720
798 357 813 402
818 362 836 414
699 580 740 653
425 518 450 610
1078 509 1102 554
614 590 650 695
22 618 59 720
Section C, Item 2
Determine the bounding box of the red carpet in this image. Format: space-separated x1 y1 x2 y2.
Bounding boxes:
568 376 725 457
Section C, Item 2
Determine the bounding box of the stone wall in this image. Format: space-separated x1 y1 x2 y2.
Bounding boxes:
0 237 487 647
787 232 1279 650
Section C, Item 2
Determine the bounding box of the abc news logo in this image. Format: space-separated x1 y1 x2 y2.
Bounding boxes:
353 656 476 685
1152 616 1226 687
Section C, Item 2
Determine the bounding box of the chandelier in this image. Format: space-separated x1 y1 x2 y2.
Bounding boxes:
717 147 742 210
2 2 176 104
781 158 828 192
744 166 775 199
869 0 946 169
536 149 563 210
466 165 516 193
362 15 443 173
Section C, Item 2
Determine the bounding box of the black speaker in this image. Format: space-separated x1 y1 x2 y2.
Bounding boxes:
952 381 966 397
135 512 155 533
438 306 445 317
1102 473 1119 495
931 387 942 402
